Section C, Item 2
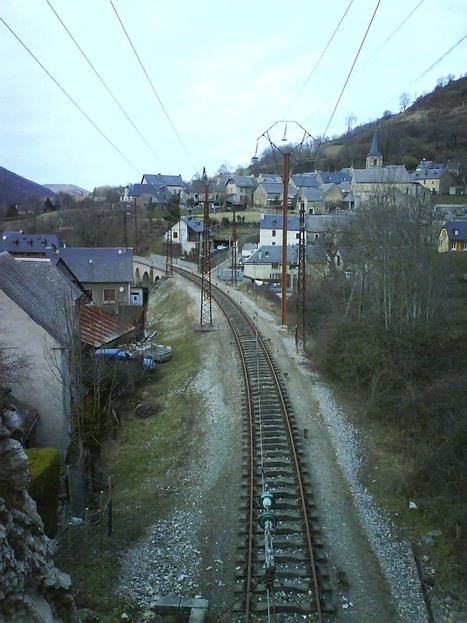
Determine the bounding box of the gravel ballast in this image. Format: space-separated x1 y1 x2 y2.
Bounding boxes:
116 273 461 622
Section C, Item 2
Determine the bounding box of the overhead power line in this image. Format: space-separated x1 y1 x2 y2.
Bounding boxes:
108 0 197 171
45 0 166 169
316 0 382 154
283 0 354 119
355 0 425 74
0 17 142 178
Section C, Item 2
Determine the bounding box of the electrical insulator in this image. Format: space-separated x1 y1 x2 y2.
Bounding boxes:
261 491 274 511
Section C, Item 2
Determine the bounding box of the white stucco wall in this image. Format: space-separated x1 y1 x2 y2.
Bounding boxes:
0 292 70 457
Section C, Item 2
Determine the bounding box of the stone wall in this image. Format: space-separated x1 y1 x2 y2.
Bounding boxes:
0 415 77 623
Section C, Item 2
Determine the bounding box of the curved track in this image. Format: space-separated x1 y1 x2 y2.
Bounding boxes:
155 261 333 621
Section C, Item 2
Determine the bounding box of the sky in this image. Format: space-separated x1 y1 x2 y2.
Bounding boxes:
0 0 465 192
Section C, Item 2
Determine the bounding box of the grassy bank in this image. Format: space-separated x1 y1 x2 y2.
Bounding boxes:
58 280 204 620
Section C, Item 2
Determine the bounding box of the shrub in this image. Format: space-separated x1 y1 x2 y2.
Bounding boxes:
26 447 60 537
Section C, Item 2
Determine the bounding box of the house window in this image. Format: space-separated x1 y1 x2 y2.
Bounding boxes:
272 230 276 237
173 232 178 239
295 233 299 239
450 241 456 251
272 242 276 246
104 288 116 303
314 233 319 240
85 289 93 301
454 229 459 236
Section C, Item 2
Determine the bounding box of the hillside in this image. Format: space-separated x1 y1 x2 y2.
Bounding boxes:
0 166 55 207
247 76 467 176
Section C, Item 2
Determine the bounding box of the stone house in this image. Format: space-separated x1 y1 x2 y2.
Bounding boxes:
254 181 298 209
164 215 213 257
225 175 258 208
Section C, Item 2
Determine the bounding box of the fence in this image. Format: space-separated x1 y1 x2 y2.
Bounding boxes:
54 475 113 561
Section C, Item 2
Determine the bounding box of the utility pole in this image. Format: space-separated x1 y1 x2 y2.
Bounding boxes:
255 121 313 327
296 199 306 351
199 168 213 327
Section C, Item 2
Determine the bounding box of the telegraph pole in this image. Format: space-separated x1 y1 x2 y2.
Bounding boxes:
199 168 213 327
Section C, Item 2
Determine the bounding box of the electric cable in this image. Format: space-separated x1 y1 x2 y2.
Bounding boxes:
315 0 382 160
366 34 467 122
108 0 197 171
44 0 166 169
282 0 354 119
355 0 425 75
0 18 142 177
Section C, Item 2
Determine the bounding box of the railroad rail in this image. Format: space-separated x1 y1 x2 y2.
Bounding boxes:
156 260 333 622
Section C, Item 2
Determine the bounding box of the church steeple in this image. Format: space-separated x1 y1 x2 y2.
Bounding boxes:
366 129 383 169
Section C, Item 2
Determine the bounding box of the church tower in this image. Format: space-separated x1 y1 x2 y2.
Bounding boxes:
366 129 383 169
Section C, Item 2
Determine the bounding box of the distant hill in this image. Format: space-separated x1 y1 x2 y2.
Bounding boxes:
0 167 55 206
247 76 467 176
43 184 90 196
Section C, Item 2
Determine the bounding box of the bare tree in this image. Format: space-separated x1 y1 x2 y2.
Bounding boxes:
354 186 444 333
399 92 411 112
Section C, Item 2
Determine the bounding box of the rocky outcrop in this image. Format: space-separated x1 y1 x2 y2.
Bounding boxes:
0 417 77 623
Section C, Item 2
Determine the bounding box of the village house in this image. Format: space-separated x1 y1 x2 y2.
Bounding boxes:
225 175 258 208
438 220 467 252
254 181 298 209
259 214 302 247
296 183 343 214
0 231 65 257
0 252 81 456
242 244 299 290
56 247 136 306
164 215 213 257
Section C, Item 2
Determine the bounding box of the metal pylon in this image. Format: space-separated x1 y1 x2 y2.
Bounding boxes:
230 209 237 286
200 168 213 327
296 200 306 351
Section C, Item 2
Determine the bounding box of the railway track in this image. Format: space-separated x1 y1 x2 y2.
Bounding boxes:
155 260 334 621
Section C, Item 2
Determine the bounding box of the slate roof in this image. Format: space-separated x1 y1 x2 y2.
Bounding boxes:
56 247 134 283
80 303 135 348
260 214 300 230
306 214 352 233
0 252 81 346
411 169 445 181
317 171 351 184
352 166 410 184
0 231 65 255
368 129 381 156
245 245 299 265
306 244 328 264
180 216 208 234
257 181 298 196
127 184 169 203
443 220 467 240
227 175 258 189
141 174 183 187
300 188 325 202
291 173 320 188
